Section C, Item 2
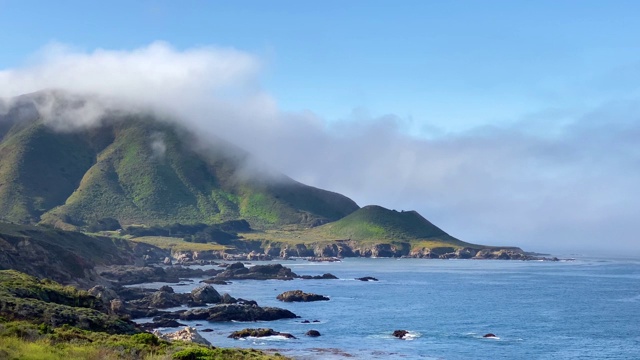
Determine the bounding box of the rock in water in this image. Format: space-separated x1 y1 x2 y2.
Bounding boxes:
154 326 211 345
483 333 497 338
228 328 296 339
356 276 379 281
180 304 298 322
393 330 409 339
277 290 330 302
214 263 298 280
306 330 321 337
190 285 222 305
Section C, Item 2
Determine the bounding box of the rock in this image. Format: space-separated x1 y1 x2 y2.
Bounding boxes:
228 328 296 339
190 285 222 305
305 330 321 337
163 257 172 265
110 299 124 314
180 304 298 322
393 330 409 339
159 285 174 293
483 333 497 338
154 326 211 345
201 328 214 332
220 293 237 304
214 263 298 281
356 276 378 281
98 265 220 285
147 290 183 308
300 273 338 280
87 285 119 304
301 320 310 324
277 290 330 302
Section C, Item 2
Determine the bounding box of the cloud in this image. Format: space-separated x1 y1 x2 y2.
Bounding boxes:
0 42 638 257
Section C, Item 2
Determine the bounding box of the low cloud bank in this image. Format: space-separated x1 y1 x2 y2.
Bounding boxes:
1 42 638 256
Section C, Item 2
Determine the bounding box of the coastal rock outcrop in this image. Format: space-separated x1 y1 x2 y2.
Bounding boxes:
179 304 298 322
97 265 220 285
300 273 339 280
154 326 211 345
213 262 297 281
228 328 296 339
305 330 321 337
190 285 222 305
276 290 330 302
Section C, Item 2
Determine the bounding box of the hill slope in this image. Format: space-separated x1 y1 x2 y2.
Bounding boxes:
0 91 359 229
309 205 472 247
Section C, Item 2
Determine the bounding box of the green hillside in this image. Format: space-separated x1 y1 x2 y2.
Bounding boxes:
309 205 472 246
0 92 359 229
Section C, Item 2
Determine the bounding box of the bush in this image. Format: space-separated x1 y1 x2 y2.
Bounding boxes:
131 332 160 346
172 347 217 360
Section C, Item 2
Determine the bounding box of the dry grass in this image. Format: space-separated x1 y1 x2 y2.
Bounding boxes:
129 236 228 252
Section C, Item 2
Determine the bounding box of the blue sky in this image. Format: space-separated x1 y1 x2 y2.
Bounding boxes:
2 1 640 255
3 0 640 132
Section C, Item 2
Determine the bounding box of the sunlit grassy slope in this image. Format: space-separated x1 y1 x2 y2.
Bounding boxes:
128 236 227 252
241 205 479 249
0 92 359 229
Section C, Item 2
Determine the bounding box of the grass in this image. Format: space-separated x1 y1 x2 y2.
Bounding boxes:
128 236 228 252
0 322 289 360
0 103 358 229
0 270 290 359
240 205 479 250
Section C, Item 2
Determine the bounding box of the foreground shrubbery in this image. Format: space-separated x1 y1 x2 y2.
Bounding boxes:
0 270 288 359
0 322 287 359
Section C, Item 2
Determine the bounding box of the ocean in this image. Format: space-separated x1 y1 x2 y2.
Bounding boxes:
134 257 640 359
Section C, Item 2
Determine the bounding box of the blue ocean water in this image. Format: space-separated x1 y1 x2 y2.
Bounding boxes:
136 258 640 359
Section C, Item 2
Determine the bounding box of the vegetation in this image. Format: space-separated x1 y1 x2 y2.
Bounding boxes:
0 270 289 359
0 321 288 360
0 222 153 285
128 237 227 252
240 205 479 250
0 270 136 334
0 97 359 229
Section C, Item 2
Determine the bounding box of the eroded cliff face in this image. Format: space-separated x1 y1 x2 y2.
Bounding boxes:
0 226 169 288
167 239 539 263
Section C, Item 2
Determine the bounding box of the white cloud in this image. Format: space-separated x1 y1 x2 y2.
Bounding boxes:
1 42 639 257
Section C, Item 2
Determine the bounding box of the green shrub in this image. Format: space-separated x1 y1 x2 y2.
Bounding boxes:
131 332 160 346
172 347 217 360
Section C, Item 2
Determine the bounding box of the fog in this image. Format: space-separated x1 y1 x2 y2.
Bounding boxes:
1 42 638 257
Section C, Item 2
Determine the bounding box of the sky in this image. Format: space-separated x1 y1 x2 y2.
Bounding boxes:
1 1 640 256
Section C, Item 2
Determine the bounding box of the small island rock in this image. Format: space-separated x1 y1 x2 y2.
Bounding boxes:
228 328 296 339
356 276 379 282
277 290 330 302
393 330 409 339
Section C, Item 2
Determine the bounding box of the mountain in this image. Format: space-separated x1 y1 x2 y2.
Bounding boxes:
0 91 359 229
308 205 472 246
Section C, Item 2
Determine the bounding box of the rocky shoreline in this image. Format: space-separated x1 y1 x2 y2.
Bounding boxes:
168 241 560 265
